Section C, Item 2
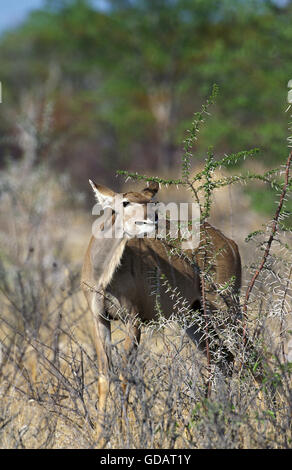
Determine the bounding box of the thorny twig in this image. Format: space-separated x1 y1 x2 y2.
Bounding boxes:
242 150 292 343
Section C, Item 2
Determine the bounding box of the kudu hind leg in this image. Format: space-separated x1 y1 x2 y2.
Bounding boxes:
187 299 235 382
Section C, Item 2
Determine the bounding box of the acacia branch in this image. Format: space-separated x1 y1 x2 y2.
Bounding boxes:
242 150 292 341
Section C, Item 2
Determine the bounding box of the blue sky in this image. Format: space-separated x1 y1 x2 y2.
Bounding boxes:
0 0 108 33
0 0 45 32
0 0 289 33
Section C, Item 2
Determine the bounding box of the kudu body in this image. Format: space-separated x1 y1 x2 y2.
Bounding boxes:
81 181 241 440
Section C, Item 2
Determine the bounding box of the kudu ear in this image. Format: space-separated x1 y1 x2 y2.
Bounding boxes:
141 181 159 200
89 180 116 208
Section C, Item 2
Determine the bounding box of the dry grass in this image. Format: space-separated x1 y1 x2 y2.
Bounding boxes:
0 161 291 449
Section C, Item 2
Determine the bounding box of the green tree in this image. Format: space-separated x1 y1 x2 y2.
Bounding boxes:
0 0 291 186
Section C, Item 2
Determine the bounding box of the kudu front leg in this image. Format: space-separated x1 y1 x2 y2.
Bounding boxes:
119 321 141 436
91 293 112 446
120 322 141 396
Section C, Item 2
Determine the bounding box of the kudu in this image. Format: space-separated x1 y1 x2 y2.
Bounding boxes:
81 180 241 440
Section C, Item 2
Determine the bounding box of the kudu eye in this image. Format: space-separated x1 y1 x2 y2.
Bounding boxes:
123 200 130 207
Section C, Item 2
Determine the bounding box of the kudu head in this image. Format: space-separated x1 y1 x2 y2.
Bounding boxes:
89 180 159 239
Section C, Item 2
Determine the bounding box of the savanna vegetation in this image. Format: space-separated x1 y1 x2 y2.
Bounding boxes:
0 0 291 449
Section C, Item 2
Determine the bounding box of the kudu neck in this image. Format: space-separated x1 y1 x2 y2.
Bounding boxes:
91 233 127 290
